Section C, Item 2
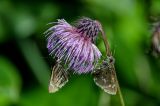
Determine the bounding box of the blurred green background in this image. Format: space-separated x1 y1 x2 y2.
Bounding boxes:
0 0 160 106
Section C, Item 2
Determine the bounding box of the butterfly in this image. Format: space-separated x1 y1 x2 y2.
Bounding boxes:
92 56 117 95
48 63 69 93
49 56 118 94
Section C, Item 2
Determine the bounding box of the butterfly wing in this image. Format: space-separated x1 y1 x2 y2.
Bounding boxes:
49 63 68 93
92 62 117 95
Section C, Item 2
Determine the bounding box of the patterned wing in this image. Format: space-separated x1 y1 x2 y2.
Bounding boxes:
49 63 68 93
92 56 117 95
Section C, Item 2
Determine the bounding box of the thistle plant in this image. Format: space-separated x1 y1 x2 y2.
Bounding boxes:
45 17 125 106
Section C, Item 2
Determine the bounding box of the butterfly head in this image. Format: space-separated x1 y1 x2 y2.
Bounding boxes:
102 56 115 66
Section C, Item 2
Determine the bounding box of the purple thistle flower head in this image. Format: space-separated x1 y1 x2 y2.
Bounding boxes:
75 17 102 39
45 17 102 74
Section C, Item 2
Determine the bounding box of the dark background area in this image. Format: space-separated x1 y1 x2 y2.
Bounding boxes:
0 0 160 106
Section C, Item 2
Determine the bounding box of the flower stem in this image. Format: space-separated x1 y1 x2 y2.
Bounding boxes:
114 66 125 106
100 28 111 56
100 28 125 106
117 84 125 106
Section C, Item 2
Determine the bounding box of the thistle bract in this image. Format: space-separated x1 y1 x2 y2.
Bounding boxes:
45 18 102 73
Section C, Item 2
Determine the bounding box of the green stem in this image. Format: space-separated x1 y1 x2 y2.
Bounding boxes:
114 66 125 106
100 28 111 56
117 84 125 106
100 26 125 106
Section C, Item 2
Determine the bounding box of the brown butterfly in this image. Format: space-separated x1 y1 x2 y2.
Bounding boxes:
49 63 69 93
92 56 117 95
